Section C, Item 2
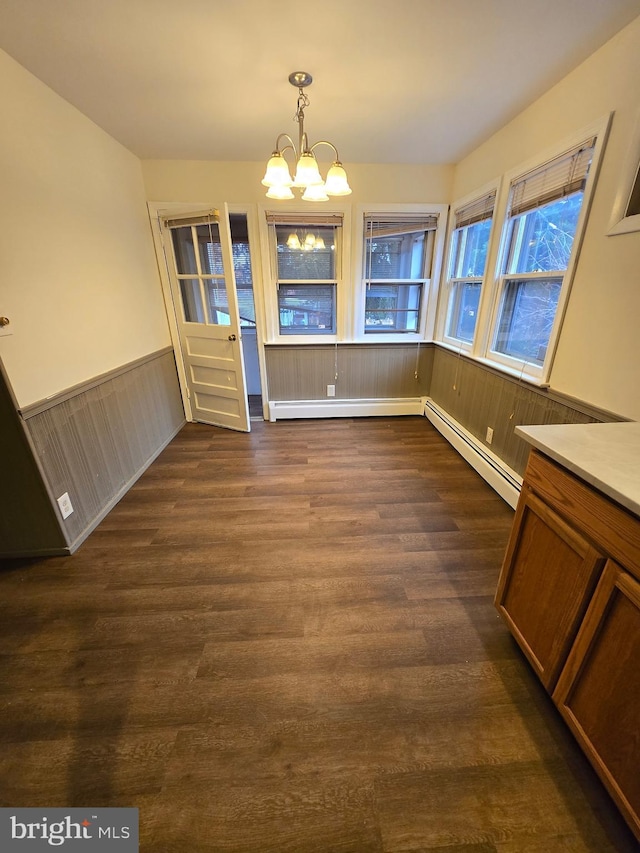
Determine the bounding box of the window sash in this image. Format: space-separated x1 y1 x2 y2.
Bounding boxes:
491 273 564 366
278 283 336 335
504 191 584 276
364 220 435 282
275 224 337 282
445 279 482 343
364 283 423 333
449 217 493 280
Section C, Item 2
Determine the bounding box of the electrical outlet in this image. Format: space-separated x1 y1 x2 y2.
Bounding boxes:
327 384 336 397
486 427 494 445
57 492 74 519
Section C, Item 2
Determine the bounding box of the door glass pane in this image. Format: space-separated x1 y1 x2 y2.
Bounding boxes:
196 223 225 275
276 226 336 280
495 277 562 364
206 279 231 326
172 228 197 275
278 284 335 334
180 279 205 323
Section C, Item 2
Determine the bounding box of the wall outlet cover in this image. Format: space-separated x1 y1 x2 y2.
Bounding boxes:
57 492 74 519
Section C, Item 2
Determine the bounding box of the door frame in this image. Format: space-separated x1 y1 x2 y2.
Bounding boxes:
147 201 269 423
228 203 270 422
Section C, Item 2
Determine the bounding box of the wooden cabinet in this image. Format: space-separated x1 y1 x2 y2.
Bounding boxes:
554 562 640 840
495 489 605 690
495 449 640 842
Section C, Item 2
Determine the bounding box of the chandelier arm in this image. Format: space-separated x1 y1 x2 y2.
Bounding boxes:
274 133 299 159
309 140 340 160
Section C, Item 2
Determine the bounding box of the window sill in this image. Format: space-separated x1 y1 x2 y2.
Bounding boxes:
264 336 429 346
434 341 550 388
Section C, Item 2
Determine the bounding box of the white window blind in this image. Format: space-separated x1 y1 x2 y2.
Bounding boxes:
364 214 439 238
265 213 343 226
509 138 596 217
163 210 219 228
454 191 496 229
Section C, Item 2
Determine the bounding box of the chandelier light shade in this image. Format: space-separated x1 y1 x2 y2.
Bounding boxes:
324 161 352 196
301 183 330 202
262 152 293 188
293 152 323 187
262 71 352 202
266 184 295 200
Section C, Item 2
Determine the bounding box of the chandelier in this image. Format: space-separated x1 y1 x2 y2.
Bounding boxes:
262 72 352 202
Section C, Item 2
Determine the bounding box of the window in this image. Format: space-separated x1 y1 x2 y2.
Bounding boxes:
266 213 342 336
443 190 495 345
491 138 596 368
229 214 256 329
363 215 437 333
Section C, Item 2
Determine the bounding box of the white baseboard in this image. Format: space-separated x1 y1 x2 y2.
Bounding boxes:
268 397 425 421
424 399 522 508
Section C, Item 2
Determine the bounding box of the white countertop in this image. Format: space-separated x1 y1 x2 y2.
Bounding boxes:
515 421 640 519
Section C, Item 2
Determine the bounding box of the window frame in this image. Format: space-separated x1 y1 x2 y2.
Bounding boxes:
437 181 499 352
259 206 351 344
435 116 610 385
608 108 640 236
354 204 448 342
482 120 609 383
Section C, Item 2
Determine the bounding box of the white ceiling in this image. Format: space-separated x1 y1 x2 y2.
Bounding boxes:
1 0 639 165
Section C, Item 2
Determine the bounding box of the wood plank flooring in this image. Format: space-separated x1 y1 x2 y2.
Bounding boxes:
0 417 637 852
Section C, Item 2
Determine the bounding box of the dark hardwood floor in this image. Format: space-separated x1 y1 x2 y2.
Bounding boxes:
0 417 637 852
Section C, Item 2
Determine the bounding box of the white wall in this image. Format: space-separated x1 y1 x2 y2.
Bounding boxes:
142 160 454 205
453 15 640 421
0 49 171 408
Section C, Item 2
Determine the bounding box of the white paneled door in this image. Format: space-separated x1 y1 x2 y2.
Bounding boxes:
163 206 250 431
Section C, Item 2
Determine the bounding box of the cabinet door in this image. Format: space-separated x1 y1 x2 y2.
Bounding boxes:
553 562 640 842
495 488 605 691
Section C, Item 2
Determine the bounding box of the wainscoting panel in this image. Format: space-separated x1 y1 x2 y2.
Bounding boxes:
265 344 434 401
23 348 185 552
429 347 621 476
0 359 67 557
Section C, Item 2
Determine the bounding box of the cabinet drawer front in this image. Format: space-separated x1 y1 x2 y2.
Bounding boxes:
495 490 605 690
526 451 640 578
554 562 640 842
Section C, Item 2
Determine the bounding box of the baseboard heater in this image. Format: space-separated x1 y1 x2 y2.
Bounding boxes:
268 397 425 422
424 398 522 509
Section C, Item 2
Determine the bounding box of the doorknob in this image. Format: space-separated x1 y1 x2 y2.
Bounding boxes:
0 317 9 327
228 334 237 341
